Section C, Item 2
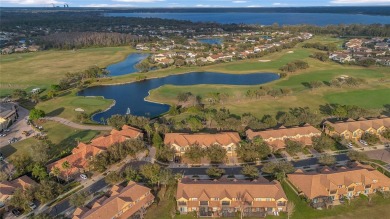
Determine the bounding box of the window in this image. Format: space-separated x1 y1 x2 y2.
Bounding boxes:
338 185 343 188
222 201 230 206
254 198 261 201
190 198 198 201
212 198 219 201
266 198 271 201
200 201 208 206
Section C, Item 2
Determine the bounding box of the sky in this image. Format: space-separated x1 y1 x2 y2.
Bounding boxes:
1 0 390 7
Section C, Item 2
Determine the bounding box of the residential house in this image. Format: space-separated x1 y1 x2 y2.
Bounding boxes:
324 117 390 140
72 181 154 219
0 175 37 207
47 125 143 179
287 163 390 208
176 177 288 217
246 124 322 151
164 132 241 157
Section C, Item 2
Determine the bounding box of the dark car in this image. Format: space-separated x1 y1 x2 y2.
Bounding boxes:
12 208 22 216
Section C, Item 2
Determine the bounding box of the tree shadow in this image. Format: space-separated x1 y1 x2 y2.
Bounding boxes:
47 107 65 117
301 82 311 89
0 144 17 159
383 104 390 116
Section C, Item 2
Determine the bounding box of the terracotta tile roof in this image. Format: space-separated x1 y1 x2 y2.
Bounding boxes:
164 132 240 148
246 124 321 149
73 181 154 219
287 163 390 200
0 175 37 200
47 125 143 178
177 177 287 201
324 117 390 134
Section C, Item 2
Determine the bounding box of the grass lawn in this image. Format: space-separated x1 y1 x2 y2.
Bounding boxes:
0 46 134 96
34 91 113 123
324 88 390 109
0 120 107 160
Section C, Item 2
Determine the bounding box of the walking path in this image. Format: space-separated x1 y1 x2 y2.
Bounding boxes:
43 117 112 131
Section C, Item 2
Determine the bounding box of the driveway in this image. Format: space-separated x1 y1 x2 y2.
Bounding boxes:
0 106 34 148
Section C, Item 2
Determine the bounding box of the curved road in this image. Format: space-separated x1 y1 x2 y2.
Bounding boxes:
43 117 112 131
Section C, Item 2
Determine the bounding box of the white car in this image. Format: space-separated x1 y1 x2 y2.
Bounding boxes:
347 142 353 148
29 202 36 210
359 140 368 146
80 174 88 180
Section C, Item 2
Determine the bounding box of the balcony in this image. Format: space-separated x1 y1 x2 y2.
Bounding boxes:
277 202 286 207
200 201 209 206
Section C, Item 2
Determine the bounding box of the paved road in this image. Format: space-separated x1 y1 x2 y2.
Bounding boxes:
170 154 350 176
0 106 34 148
43 117 112 131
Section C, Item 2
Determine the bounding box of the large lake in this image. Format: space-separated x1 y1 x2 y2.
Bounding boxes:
105 13 390 25
107 53 148 76
78 72 279 121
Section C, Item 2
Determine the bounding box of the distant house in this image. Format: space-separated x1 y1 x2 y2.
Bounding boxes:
0 175 37 207
164 132 241 157
47 125 143 179
288 163 390 208
176 177 288 217
72 181 154 219
246 124 322 151
324 117 389 140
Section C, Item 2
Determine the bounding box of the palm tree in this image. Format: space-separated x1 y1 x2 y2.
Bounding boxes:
51 167 61 182
144 124 153 143
61 161 71 182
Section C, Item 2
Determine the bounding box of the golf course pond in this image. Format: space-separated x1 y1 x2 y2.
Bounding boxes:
78 72 280 121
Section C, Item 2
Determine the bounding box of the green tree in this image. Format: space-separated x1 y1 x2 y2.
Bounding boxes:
261 160 295 181
9 188 34 211
69 191 89 207
237 138 271 162
186 116 203 131
123 166 141 182
152 133 163 147
10 154 32 175
312 135 336 152
105 171 124 185
32 164 48 181
156 145 175 162
107 114 126 130
361 133 380 145
29 109 46 120
34 180 63 204
318 154 336 166
285 139 303 155
47 90 57 99
241 165 260 179
347 151 368 162
140 164 161 186
12 89 27 100
383 129 390 140
185 144 205 163
31 140 51 164
206 144 227 163
50 167 61 182
206 167 225 179
61 161 71 182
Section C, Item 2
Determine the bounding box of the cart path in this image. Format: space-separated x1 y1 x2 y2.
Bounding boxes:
43 117 112 131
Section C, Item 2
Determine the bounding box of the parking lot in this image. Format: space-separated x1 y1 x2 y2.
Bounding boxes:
0 106 34 148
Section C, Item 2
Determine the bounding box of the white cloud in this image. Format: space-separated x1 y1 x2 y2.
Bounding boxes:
1 0 64 5
113 0 165 2
232 1 248 3
247 4 262 7
331 0 390 3
272 2 289 6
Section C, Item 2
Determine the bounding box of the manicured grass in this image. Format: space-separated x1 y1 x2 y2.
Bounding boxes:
1 121 106 160
0 46 134 96
324 88 390 109
35 92 113 123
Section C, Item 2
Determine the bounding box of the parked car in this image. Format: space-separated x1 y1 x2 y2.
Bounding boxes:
347 142 353 148
4 129 10 133
80 174 88 180
11 208 22 216
359 139 368 146
0 133 6 137
29 202 37 210
0 152 4 161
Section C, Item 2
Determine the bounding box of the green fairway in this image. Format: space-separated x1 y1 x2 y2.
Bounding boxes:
0 46 134 96
1 121 106 160
34 93 113 123
324 88 390 109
